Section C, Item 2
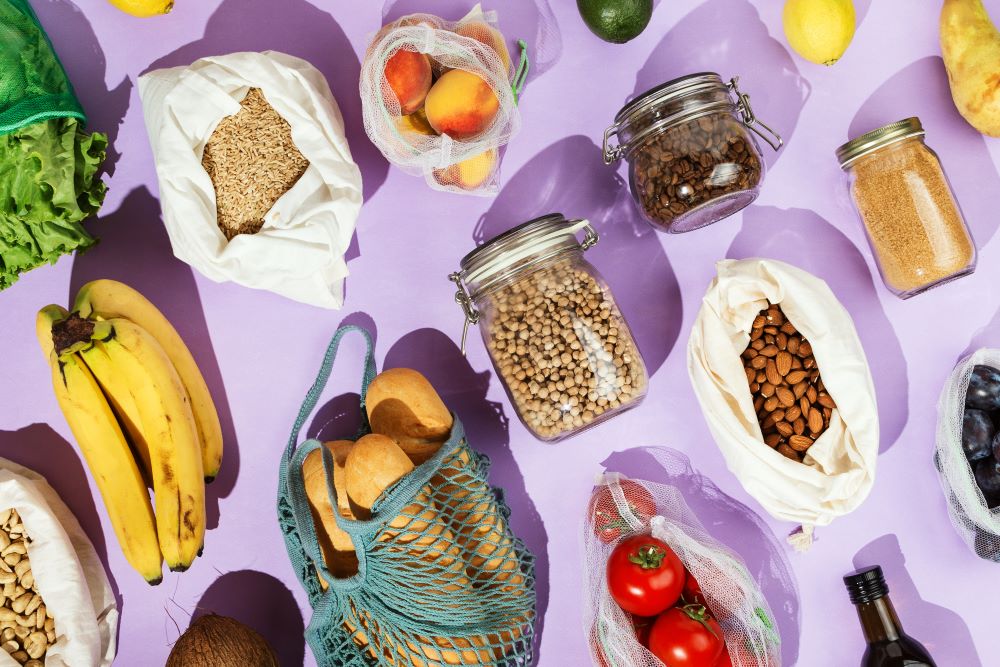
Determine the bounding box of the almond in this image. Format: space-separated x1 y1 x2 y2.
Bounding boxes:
786 370 808 385
799 340 812 357
760 345 779 358
776 386 795 407
793 417 806 435
780 321 797 334
800 396 811 417
760 382 775 397
750 355 767 370
776 421 794 437
765 360 782 387
788 434 813 451
776 351 793 376
752 315 766 329
808 408 824 433
764 396 779 412
764 433 781 447
787 337 800 354
784 405 802 422
806 385 818 403
818 392 837 409
776 444 799 461
793 381 808 400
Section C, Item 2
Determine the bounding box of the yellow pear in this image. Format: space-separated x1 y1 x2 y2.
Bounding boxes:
941 0 1000 136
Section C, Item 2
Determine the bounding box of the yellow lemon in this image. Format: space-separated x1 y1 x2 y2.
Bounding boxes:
782 0 856 65
107 0 173 18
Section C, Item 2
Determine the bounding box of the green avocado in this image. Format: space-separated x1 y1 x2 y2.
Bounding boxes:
577 0 653 44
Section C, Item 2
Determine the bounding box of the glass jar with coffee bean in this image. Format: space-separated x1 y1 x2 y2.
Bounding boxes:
603 73 783 233
451 215 648 441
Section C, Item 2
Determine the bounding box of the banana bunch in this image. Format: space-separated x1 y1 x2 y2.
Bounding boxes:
36 279 222 584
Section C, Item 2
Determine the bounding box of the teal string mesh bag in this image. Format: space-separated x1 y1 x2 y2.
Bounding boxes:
0 0 85 133
278 326 537 666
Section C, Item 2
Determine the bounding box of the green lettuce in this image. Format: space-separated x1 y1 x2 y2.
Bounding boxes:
0 117 107 290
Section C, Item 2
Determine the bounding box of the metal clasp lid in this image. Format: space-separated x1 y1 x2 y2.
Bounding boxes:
729 76 783 151
603 124 624 165
448 271 480 356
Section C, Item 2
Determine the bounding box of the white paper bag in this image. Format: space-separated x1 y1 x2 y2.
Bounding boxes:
138 51 363 309
0 460 117 667
687 259 879 548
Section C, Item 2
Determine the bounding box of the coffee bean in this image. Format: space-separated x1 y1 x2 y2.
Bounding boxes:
630 113 763 230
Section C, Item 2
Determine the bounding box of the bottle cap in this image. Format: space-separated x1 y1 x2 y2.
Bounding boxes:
843 565 889 604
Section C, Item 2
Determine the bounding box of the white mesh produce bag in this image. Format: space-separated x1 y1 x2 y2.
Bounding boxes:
359 6 523 196
936 349 1000 561
584 473 780 667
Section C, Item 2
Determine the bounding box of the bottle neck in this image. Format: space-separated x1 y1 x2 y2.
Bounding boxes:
855 595 903 644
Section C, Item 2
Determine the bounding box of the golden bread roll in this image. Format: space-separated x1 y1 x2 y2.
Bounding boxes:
345 434 415 519
303 440 358 581
367 368 453 464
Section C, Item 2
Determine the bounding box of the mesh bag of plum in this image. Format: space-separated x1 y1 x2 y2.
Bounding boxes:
584 472 780 667
936 350 1000 562
359 7 523 196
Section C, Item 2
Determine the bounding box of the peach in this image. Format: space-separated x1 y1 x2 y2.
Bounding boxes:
395 108 437 137
456 21 512 76
424 70 500 140
384 49 432 115
433 148 497 190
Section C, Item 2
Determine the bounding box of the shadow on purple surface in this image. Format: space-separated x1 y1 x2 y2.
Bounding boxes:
68 187 239 532
32 0 131 174
632 0 809 171
145 0 389 211
383 328 548 665
190 569 306 666
0 425 119 599
848 56 1000 250
381 0 562 81
602 446 801 666
963 305 1000 359
852 534 981 666
475 135 681 379
727 206 909 454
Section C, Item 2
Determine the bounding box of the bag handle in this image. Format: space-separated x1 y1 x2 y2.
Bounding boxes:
282 325 377 592
286 325 376 458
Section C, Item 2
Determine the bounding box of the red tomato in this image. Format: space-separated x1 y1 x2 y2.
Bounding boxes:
682 572 708 607
589 480 656 543
607 535 685 616
648 605 725 667
717 646 734 667
631 614 654 648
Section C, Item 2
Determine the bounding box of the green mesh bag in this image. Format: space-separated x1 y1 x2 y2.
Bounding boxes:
278 326 537 666
0 0 85 133
0 0 107 290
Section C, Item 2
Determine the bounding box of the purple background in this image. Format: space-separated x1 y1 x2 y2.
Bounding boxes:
0 0 997 664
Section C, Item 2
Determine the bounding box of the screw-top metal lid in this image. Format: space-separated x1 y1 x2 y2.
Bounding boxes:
836 117 925 169
843 565 889 604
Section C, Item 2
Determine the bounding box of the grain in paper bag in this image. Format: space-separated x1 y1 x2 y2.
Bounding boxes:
687 259 879 549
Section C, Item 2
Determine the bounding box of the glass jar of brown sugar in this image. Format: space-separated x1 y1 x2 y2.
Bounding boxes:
450 215 647 442
837 118 977 298
602 73 782 233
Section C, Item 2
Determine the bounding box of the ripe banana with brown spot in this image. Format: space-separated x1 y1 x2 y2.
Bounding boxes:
40 318 162 584
74 279 223 481
84 318 205 570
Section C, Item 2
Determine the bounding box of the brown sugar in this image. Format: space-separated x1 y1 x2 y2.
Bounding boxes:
848 137 975 295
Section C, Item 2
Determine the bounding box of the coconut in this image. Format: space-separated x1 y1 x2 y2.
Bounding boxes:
166 614 279 666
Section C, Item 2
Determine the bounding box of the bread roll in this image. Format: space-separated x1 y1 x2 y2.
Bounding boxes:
303 440 358 580
367 368 453 464
345 434 415 518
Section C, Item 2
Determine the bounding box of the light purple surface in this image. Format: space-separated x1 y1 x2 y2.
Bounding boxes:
0 0 998 664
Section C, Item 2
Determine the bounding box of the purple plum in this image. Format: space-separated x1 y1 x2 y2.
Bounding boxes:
966 365 1000 411
963 409 994 461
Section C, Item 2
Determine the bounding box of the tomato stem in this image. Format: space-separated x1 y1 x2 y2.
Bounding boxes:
627 544 666 569
681 604 720 640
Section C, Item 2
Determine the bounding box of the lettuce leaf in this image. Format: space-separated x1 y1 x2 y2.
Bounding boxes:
0 117 107 289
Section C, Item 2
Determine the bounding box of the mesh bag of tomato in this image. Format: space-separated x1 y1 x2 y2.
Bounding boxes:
584 473 780 667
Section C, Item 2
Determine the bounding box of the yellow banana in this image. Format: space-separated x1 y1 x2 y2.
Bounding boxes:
77 344 153 485
93 318 205 571
47 350 162 584
35 305 69 359
74 279 223 481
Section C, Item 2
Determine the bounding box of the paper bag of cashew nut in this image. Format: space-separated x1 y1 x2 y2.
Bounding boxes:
277 326 536 666
687 259 879 551
0 460 116 667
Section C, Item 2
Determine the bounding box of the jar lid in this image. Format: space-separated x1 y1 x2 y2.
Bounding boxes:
836 117 925 169
613 72 726 124
458 214 597 291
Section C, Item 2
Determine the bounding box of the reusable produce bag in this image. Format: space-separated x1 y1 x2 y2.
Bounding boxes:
359 6 524 196
585 472 780 667
688 259 879 549
138 51 362 309
0 460 117 667
936 349 1000 561
277 326 536 666
0 0 107 290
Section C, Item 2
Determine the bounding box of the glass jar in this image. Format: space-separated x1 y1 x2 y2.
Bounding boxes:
603 73 782 233
450 215 648 442
836 117 976 298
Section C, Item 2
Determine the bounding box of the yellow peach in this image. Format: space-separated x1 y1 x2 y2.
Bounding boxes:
395 108 437 137
424 69 499 140
433 148 497 190
455 21 512 76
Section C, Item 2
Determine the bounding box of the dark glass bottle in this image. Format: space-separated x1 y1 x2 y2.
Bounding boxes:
843 566 937 667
